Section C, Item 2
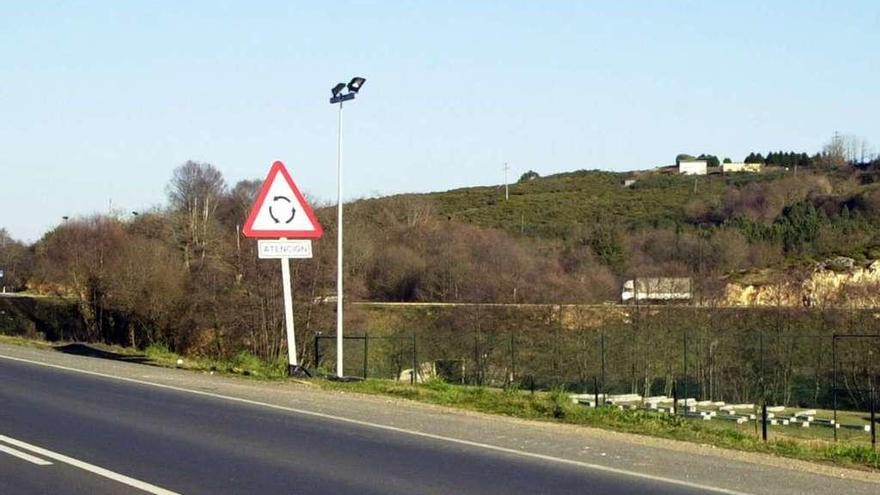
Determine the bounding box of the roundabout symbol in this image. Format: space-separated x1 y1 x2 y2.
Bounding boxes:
268 196 296 224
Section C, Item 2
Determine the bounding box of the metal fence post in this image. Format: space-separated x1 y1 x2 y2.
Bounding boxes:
314 335 320 370
832 335 838 442
683 331 689 410
762 402 768 442
593 376 599 409
758 329 768 442
509 332 516 387
630 363 636 396
363 332 369 380
871 386 876 451
672 380 678 416
473 331 479 386
600 330 607 404
411 333 417 385
554 325 562 389
759 329 765 408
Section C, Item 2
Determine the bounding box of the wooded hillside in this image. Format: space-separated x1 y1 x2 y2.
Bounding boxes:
2 135 880 363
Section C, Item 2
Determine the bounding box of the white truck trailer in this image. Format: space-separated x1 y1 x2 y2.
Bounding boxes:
622 277 692 303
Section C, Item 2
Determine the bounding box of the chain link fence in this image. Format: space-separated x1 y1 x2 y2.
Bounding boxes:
313 305 879 447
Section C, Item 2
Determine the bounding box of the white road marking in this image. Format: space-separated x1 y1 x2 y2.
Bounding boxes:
0 434 179 495
0 443 53 466
0 353 751 495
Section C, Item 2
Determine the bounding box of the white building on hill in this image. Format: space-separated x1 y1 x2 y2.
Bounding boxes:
678 160 707 175
722 162 762 174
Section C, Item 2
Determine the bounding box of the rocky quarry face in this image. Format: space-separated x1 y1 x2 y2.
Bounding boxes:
723 258 880 307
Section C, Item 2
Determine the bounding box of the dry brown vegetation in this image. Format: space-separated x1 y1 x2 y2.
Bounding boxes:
2 151 880 367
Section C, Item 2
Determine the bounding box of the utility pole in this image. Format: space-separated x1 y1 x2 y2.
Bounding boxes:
503 162 510 201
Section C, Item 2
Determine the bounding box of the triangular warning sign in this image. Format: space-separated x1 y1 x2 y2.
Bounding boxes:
242 161 324 239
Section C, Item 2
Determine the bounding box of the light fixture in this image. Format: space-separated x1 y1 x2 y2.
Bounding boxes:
347 76 366 93
330 76 365 104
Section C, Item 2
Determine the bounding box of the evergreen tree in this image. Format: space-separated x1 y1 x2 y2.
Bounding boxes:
697 154 720 167
676 153 696 165
744 152 766 164
776 202 820 254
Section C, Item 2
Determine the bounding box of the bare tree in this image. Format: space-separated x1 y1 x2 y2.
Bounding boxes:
167 161 227 268
820 132 873 167
0 229 33 291
32 216 126 341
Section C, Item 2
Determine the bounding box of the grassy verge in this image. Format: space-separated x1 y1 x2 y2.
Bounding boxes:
0 335 290 380
141 343 290 379
316 378 880 472
0 334 55 350
1 334 877 471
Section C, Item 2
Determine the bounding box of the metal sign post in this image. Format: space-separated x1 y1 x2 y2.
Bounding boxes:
277 241 300 373
257 239 314 374
242 161 324 377
258 239 314 373
281 256 297 366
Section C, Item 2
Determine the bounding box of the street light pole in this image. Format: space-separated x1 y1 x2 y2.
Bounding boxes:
335 99 345 379
329 77 365 379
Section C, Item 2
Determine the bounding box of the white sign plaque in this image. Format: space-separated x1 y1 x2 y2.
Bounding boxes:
257 239 313 259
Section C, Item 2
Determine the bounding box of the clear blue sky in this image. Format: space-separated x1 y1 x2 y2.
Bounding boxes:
2 1 878 241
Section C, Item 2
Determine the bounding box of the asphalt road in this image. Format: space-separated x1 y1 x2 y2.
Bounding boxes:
0 355 716 495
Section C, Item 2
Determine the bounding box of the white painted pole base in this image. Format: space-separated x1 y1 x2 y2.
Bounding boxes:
280 256 297 368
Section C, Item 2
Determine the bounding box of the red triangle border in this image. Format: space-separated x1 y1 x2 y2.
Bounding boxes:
241 161 324 239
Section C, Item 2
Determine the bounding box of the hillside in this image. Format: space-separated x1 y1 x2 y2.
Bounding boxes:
342 163 880 303
370 165 878 252
431 168 779 239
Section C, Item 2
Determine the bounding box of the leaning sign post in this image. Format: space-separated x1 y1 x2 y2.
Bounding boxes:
242 161 323 376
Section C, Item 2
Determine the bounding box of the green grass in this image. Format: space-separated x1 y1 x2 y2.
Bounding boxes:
316 378 880 471
0 334 55 350
142 343 289 379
